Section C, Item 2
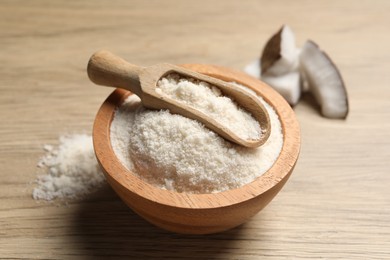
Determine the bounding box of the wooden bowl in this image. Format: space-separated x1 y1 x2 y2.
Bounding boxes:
93 64 300 234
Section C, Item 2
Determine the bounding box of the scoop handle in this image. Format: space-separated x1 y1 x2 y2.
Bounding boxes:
87 50 143 97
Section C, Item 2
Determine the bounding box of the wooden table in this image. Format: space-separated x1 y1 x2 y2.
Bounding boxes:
1 0 389 258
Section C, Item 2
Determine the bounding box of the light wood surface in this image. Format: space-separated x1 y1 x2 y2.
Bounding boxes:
93 65 299 234
1 0 389 258
88 50 271 147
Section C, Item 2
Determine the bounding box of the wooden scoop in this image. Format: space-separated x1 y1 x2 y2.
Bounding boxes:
87 50 271 148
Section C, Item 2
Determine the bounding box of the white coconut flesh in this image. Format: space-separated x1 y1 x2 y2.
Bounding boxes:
244 58 301 106
244 59 261 78
262 72 301 106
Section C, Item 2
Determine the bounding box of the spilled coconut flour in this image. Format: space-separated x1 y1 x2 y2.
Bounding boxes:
111 82 283 194
33 134 105 201
156 74 262 140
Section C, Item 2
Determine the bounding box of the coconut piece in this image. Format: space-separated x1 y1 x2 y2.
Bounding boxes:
244 59 302 105
262 72 301 106
300 40 349 119
244 59 261 78
261 25 299 76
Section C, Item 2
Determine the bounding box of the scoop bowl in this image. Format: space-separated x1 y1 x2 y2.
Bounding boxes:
93 64 300 234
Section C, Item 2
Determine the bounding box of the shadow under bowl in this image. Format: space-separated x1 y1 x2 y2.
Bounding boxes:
93 64 300 234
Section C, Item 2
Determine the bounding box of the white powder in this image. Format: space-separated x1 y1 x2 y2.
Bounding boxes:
110 83 283 194
33 134 105 201
156 74 262 140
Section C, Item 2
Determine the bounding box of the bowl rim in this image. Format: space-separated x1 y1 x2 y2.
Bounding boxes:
93 64 300 209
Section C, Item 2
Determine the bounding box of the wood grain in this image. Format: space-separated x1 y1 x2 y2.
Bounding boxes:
1 0 390 258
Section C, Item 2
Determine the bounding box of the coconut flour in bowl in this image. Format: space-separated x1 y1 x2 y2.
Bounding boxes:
110 80 283 194
156 73 263 141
